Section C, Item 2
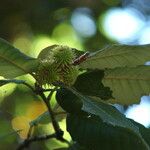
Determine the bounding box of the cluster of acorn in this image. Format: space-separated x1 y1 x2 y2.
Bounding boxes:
35 45 79 86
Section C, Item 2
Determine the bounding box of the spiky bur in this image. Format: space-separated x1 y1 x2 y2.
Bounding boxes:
53 46 75 65
35 45 79 86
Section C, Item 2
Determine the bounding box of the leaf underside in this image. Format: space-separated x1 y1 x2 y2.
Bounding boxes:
79 44 150 69
0 38 39 78
103 65 150 105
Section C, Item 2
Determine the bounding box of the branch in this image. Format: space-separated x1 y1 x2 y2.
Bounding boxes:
15 82 70 148
36 84 63 139
16 133 56 150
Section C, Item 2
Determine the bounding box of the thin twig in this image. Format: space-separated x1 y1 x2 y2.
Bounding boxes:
42 89 54 92
16 133 56 150
37 85 63 138
27 125 34 139
16 82 70 149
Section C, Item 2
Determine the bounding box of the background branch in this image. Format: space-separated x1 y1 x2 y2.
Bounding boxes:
16 133 56 150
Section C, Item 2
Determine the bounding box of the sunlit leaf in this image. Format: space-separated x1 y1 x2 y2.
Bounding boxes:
102 65 150 105
29 110 65 126
79 44 150 69
11 116 31 139
0 38 39 78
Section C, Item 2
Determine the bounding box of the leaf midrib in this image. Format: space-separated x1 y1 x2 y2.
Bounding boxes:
87 49 145 61
83 99 129 128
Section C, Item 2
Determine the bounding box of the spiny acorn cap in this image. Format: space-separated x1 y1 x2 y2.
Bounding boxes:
36 45 79 86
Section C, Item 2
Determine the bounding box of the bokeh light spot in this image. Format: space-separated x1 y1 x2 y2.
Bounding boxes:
139 26 150 44
71 8 96 38
52 23 83 50
99 8 145 42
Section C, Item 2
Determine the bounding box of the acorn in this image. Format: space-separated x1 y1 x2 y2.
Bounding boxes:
35 45 79 86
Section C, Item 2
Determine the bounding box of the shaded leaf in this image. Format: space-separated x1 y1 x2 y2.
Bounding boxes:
67 114 150 150
56 88 85 115
102 65 150 105
0 130 21 140
0 38 39 78
130 119 150 146
74 70 112 100
55 143 86 150
79 44 150 69
67 143 86 150
66 88 149 149
69 88 138 131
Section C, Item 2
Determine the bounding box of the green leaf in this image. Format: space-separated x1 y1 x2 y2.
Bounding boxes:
30 110 65 126
102 65 150 105
67 114 150 150
69 88 137 130
30 111 50 126
74 70 112 100
67 143 86 150
66 88 149 149
0 38 39 78
0 79 25 87
56 88 85 115
130 119 150 146
79 44 150 69
82 97 137 131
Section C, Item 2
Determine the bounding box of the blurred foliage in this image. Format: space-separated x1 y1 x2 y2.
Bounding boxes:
0 0 126 150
